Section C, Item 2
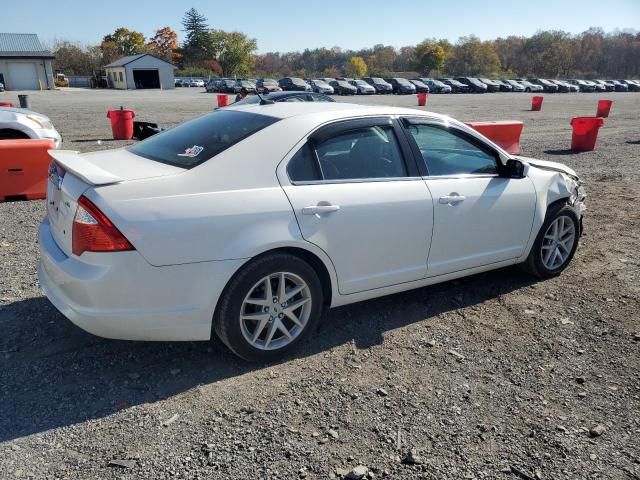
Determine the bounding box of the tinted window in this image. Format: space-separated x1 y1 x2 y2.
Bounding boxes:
310 93 334 102
287 144 321 182
129 110 279 169
406 124 497 176
315 127 407 180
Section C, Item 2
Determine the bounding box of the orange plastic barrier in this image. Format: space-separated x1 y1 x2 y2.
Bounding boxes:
417 92 428 106
465 121 524 154
0 139 56 202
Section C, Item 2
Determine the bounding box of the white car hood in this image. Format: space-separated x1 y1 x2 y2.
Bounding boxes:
516 156 578 178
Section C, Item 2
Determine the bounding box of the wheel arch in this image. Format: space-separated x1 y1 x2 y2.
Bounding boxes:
0 128 31 139
212 243 338 334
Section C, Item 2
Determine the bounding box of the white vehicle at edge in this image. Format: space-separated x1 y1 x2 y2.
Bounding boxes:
349 79 376 95
38 103 585 361
0 107 62 147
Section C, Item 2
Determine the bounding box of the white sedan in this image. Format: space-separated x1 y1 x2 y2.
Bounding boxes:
0 106 62 147
38 103 585 361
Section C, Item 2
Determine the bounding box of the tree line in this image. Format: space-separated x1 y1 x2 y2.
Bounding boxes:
52 9 639 80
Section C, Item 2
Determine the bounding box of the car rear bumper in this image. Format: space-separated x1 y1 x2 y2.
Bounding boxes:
38 218 245 341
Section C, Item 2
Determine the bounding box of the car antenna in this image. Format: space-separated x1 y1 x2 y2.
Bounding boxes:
255 85 274 105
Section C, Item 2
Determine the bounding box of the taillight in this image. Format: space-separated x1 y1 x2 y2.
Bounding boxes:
72 196 134 256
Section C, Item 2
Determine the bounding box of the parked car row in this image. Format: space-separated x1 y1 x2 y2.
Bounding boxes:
201 76 640 96
175 78 206 88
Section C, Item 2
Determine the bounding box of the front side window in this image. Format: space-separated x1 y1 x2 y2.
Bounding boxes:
129 110 279 168
406 124 497 176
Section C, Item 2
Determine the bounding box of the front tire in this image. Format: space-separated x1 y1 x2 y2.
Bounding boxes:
213 253 324 362
522 204 580 279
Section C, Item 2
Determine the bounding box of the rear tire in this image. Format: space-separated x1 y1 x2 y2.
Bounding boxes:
521 203 580 279
213 253 324 362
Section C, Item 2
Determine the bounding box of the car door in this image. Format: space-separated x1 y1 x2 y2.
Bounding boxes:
400 118 536 277
279 117 434 295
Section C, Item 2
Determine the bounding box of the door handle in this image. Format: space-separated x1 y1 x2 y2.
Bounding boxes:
439 194 466 205
302 204 341 215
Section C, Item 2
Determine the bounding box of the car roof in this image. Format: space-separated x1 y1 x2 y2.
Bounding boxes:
225 102 447 122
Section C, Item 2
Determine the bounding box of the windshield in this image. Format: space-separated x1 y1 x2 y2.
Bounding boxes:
313 80 329 86
128 110 279 169
396 78 411 85
290 78 306 86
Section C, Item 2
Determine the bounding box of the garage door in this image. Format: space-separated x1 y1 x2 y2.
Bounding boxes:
8 63 40 90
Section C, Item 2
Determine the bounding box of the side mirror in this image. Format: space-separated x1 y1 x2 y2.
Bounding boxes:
505 159 528 179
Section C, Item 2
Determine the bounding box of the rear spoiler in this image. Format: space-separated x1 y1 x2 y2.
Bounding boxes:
48 150 122 186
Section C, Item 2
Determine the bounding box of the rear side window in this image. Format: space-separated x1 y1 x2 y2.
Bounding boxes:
128 110 279 168
288 126 407 182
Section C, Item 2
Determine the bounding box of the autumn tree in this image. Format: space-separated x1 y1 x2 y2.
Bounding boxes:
53 40 101 75
101 27 146 59
209 30 257 77
346 56 367 77
411 39 446 74
148 27 178 62
447 36 501 76
181 8 212 65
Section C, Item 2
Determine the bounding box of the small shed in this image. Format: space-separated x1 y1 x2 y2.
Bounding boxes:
0 33 55 90
104 54 176 90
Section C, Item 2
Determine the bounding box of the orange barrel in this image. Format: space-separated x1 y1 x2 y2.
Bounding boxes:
217 95 229 107
570 117 604 152
531 96 543 111
417 92 427 106
596 99 612 118
107 108 135 140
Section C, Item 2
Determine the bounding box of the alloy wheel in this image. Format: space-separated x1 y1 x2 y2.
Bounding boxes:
240 272 312 351
540 215 576 270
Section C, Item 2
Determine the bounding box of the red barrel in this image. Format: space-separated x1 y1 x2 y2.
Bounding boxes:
531 96 543 111
570 116 604 152
596 99 613 118
107 109 135 140
417 92 428 106
217 94 229 108
0 102 15 107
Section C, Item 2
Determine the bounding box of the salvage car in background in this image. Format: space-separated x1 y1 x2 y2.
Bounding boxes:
503 80 524 92
233 91 335 105
567 79 595 92
362 77 393 94
438 78 469 93
309 79 334 94
38 103 585 362
415 78 451 93
256 79 283 93
478 78 502 92
455 77 488 93
329 79 357 95
0 106 62 147
349 79 376 95
385 77 417 94
278 77 312 92
408 79 430 93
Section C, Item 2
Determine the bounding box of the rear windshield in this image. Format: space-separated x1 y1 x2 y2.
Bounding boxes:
128 110 279 169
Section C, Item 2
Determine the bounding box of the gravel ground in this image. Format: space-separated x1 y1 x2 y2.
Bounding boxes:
1 88 639 480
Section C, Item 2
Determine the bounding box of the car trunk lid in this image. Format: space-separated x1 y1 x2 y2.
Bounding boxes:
46 149 184 256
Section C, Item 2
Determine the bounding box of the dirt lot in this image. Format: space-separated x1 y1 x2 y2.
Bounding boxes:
1 88 639 480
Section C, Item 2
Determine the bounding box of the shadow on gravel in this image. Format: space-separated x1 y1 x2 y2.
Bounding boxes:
543 149 576 156
626 140 640 145
0 267 536 442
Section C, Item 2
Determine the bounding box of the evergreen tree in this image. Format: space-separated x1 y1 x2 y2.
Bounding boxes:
181 8 212 65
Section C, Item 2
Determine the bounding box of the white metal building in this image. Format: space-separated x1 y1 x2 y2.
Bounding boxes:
0 33 55 90
104 54 176 90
